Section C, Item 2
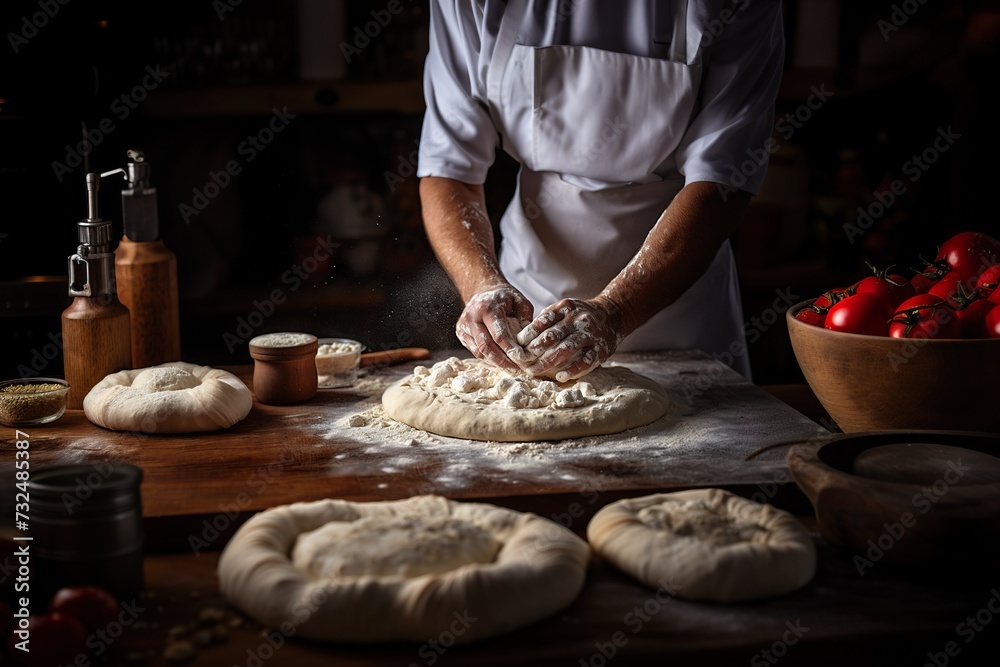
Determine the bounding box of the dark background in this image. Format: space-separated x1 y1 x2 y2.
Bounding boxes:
1 0 998 383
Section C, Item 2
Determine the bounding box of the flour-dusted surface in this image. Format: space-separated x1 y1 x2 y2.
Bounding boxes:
635 497 767 547
249 332 316 348
36 350 834 519
294 350 833 497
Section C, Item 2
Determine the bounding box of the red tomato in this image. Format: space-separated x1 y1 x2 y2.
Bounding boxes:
927 272 984 305
889 295 962 339
987 305 1000 339
6 613 87 667
856 267 916 308
825 293 892 336
795 305 827 327
925 280 994 337
49 585 120 633
954 299 996 338
927 273 961 302
976 265 1000 304
813 285 855 310
909 259 950 294
935 231 1000 282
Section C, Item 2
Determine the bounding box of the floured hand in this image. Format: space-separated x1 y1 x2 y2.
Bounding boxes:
456 285 535 372
517 297 624 382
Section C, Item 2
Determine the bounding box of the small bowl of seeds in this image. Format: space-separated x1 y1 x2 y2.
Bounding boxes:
0 378 70 426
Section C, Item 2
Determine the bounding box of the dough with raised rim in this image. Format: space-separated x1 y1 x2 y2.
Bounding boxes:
83 362 252 433
217 495 590 644
587 489 816 602
382 356 673 441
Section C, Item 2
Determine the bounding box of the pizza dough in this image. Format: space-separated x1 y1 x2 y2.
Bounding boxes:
83 362 252 433
587 489 816 602
217 495 591 644
382 357 673 441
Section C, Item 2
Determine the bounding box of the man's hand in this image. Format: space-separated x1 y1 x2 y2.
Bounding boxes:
457 285 536 372
516 296 624 382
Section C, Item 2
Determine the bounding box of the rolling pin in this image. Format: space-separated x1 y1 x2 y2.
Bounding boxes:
359 347 430 368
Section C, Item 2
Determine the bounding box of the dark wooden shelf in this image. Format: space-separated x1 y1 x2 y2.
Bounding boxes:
143 79 425 118
737 258 861 296
776 66 920 102
183 281 387 317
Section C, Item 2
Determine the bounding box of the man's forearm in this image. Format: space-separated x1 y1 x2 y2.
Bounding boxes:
419 176 506 301
598 181 752 336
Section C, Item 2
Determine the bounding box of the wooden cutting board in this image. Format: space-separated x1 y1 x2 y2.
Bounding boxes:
14 350 832 544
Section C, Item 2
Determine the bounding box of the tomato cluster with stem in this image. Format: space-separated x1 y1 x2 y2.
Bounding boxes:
796 231 1000 339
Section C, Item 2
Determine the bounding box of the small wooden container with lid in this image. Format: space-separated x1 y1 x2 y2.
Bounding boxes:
248 332 319 405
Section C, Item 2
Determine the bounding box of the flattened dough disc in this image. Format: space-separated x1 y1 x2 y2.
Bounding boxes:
382 357 673 441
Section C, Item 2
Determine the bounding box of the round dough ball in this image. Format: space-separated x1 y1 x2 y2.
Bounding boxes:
382 357 674 442
132 366 201 392
217 495 591 644
587 489 816 603
83 362 252 434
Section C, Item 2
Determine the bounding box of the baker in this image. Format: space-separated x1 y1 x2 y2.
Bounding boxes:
417 0 784 381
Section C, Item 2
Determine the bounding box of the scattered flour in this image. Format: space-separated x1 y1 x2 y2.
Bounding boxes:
58 436 140 463
301 351 832 495
250 332 316 348
404 356 598 410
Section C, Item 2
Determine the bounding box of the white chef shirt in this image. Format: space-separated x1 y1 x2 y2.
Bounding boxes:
417 0 785 194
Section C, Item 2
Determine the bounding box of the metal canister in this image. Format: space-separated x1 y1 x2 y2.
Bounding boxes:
30 462 144 605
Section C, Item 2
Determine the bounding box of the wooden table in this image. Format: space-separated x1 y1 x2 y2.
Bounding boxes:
86 539 999 667
20 351 833 542
6 351 998 665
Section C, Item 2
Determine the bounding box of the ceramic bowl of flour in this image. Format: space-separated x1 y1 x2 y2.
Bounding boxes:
316 338 363 388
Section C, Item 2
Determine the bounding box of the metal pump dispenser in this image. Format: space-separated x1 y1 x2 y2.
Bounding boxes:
113 149 182 367
122 149 159 242
62 172 133 408
69 172 119 297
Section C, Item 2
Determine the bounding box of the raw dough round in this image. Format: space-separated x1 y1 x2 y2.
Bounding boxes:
587 489 816 602
382 357 673 441
217 495 591 644
83 362 252 434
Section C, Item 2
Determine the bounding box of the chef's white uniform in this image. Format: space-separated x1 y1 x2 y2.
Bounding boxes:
417 0 785 378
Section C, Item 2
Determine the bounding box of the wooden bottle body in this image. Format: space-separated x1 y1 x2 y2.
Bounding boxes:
115 237 181 368
61 296 132 409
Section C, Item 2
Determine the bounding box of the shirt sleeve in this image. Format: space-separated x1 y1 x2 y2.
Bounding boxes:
416 0 498 184
675 1 786 195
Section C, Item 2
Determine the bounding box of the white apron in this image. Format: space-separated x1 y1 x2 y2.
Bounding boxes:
485 0 750 378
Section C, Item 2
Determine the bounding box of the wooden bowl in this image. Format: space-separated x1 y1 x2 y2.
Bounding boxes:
788 431 1000 568
786 300 1000 432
